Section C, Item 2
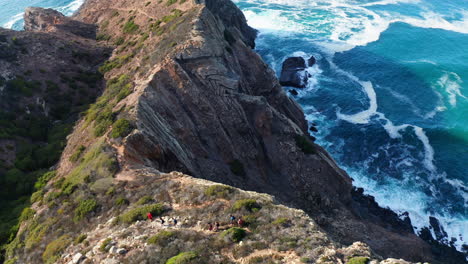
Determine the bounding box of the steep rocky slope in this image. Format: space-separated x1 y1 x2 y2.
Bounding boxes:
1 0 465 263
0 8 109 254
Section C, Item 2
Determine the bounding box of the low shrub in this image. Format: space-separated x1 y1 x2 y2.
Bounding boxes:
347 257 369 264
100 237 112 252
19 208 35 222
34 171 56 190
136 195 154 205
272 217 290 227
147 230 175 245
69 145 86 162
166 251 198 264
73 199 98 222
119 203 165 224
232 199 260 212
166 0 177 6
221 227 246 243
74 234 87 244
123 20 139 34
42 235 71 264
204 185 234 199
115 196 129 206
110 119 132 138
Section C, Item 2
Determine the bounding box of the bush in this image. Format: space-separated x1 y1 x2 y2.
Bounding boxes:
221 227 246 243
347 257 369 264
204 185 234 199
232 199 260 212
100 237 112 252
115 196 129 206
18 208 35 222
110 119 132 138
34 171 56 190
166 251 198 264
272 217 289 227
136 195 154 205
42 235 71 264
123 20 140 34
73 199 98 222
166 0 177 6
229 160 245 177
147 230 175 245
119 203 164 224
69 145 86 162
30 190 44 203
74 234 87 244
295 135 316 154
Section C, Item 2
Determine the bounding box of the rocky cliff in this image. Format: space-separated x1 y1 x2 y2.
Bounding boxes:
1 0 465 263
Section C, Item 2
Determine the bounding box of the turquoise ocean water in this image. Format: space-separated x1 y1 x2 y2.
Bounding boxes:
1 0 466 253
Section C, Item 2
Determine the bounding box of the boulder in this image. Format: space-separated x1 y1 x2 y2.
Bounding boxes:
279 57 308 88
71 253 85 264
117 248 128 255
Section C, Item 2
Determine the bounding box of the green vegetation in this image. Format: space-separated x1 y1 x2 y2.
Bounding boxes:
5 78 41 97
229 160 245 176
98 54 133 73
114 36 125 46
18 208 35 222
69 145 86 162
115 197 129 206
221 227 246 242
119 204 165 224
347 257 369 264
147 230 175 245
74 234 87 244
73 199 98 222
166 0 177 6
232 199 261 212
272 217 289 227
96 33 111 41
85 74 132 137
166 251 198 264
110 119 132 138
204 185 234 199
136 195 154 205
295 135 316 154
24 217 56 249
42 235 71 264
145 1 152 6
99 238 112 252
123 20 140 34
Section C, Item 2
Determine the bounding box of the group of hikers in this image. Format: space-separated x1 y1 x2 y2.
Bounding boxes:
145 212 245 232
146 213 178 226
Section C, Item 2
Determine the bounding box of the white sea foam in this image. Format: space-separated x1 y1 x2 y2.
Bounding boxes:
361 0 421 6
2 12 23 29
243 10 306 34
435 72 466 107
56 0 85 16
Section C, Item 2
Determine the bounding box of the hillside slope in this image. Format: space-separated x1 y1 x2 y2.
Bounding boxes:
1 0 465 263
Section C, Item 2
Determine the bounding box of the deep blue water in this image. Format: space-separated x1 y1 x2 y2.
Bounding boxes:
0 0 466 253
234 0 468 252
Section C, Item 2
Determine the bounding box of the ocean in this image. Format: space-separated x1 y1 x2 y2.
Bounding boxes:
1 0 467 253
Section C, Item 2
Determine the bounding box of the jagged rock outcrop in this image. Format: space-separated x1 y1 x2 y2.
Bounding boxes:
2 0 466 264
279 57 308 88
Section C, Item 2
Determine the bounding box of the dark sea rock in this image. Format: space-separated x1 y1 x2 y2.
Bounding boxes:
308 56 316 67
309 126 318 133
279 57 308 88
289 89 298 96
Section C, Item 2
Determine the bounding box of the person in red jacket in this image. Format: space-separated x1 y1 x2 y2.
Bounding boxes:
147 212 153 221
237 218 244 227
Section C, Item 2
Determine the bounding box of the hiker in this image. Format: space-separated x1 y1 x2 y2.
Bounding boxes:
207 222 213 231
230 215 236 226
159 217 165 225
147 212 153 221
172 218 178 226
237 217 245 227
214 221 220 231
